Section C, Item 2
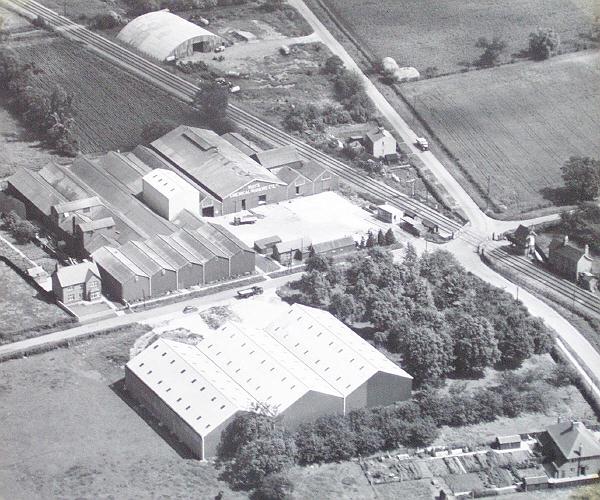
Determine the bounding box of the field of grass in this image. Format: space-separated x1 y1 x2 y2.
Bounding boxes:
6 34 205 154
0 261 71 344
0 326 247 499
321 0 597 75
400 51 600 215
434 354 598 449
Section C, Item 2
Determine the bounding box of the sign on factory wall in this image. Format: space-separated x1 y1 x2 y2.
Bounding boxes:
232 182 279 198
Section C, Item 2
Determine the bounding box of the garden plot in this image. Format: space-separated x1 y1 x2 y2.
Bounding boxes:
213 191 390 248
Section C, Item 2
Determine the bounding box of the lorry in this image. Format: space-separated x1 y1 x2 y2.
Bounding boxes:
233 214 258 225
236 286 263 299
416 137 429 151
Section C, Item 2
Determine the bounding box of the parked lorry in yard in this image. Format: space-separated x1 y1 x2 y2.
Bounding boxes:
236 286 263 299
233 214 258 225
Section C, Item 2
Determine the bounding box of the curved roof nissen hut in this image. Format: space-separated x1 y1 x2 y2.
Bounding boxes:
117 10 222 61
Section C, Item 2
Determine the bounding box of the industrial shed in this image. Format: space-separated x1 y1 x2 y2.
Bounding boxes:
125 304 412 459
117 11 222 61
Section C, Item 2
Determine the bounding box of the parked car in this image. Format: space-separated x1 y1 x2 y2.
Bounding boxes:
183 305 198 314
214 45 225 53
236 286 263 299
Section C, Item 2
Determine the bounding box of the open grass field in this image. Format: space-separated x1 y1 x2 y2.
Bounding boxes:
0 326 248 500
6 34 205 154
0 261 70 344
400 50 600 214
321 0 598 75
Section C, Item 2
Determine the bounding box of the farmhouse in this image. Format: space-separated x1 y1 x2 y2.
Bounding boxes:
365 127 396 159
125 303 412 459
540 421 600 478
117 11 222 61
548 236 593 282
51 261 101 304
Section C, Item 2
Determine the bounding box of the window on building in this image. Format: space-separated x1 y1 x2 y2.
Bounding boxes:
295 186 300 195
241 199 246 210
258 194 267 205
82 207 90 213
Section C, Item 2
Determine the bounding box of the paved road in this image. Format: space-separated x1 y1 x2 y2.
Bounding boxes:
0 274 296 358
289 0 560 237
290 0 600 396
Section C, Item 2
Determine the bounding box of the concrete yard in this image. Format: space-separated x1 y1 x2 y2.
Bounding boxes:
213 191 396 248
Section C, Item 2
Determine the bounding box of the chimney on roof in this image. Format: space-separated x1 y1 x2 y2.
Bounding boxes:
378 126 384 133
563 235 569 246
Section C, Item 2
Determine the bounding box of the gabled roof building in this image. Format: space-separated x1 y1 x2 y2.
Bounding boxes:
125 304 412 459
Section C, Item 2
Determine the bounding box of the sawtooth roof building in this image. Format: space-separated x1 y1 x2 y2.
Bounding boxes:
117 10 222 61
125 304 412 459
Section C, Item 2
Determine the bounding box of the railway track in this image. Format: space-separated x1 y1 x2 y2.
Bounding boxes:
488 247 600 316
4 0 482 245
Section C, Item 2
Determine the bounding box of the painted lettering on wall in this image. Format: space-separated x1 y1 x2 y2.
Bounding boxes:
232 182 278 198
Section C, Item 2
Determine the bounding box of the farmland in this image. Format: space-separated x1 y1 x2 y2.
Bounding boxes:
320 0 598 75
400 50 600 215
6 34 205 154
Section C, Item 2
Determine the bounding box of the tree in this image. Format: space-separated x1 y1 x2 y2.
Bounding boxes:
333 70 363 100
0 49 19 89
529 28 560 60
400 326 453 385
12 219 36 243
305 254 332 273
193 80 229 122
561 156 600 202
365 231 376 248
217 413 275 461
307 244 316 258
295 415 356 464
450 313 500 376
252 473 294 500
377 229 385 246
226 432 297 490
384 228 396 246
328 291 359 324
324 55 344 75
475 37 507 67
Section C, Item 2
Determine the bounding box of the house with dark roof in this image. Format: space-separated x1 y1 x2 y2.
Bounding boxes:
51 261 102 304
540 421 600 478
548 236 593 282
507 225 537 256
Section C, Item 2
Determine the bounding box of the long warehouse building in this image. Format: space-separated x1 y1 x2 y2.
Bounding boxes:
125 304 412 459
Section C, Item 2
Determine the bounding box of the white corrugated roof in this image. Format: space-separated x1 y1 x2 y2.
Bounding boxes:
265 304 411 395
127 305 411 435
117 10 220 61
143 168 197 199
128 338 243 437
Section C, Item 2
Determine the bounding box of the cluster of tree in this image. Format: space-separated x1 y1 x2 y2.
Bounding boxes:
475 37 507 68
192 80 236 134
290 246 553 386
127 0 248 15
90 12 122 30
556 204 600 254
357 228 396 249
529 28 561 60
217 412 297 495
283 56 374 133
0 50 78 156
561 156 600 203
1 210 37 244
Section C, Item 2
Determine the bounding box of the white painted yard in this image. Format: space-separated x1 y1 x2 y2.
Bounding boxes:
213 191 394 247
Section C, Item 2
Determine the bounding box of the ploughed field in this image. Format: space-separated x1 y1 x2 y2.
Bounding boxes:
7 35 204 154
321 0 597 75
400 51 600 213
